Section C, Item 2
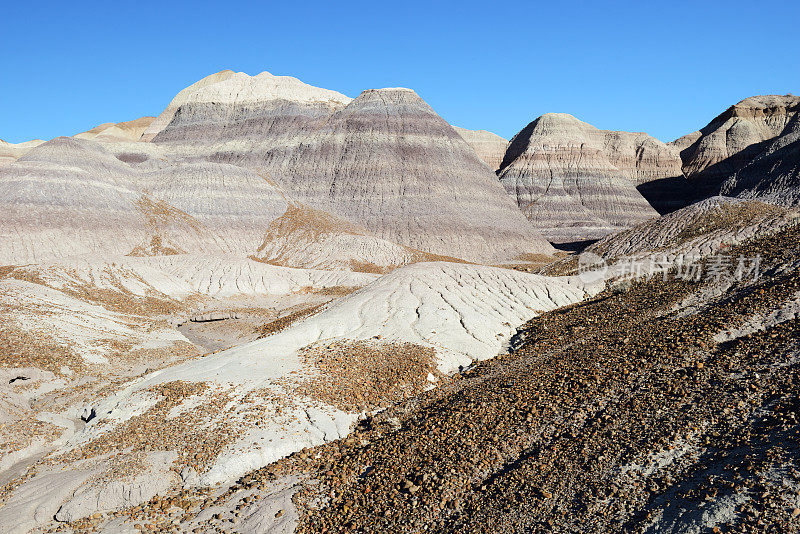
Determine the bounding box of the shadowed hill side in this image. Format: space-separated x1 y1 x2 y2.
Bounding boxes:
675 94 800 202
540 196 795 279
720 111 800 206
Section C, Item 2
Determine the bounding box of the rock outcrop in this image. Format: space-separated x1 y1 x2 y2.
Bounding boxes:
542 196 797 283
497 113 661 243
453 127 508 171
275 88 554 262
675 94 800 202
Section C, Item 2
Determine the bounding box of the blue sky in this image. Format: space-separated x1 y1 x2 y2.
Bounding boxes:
1 0 798 143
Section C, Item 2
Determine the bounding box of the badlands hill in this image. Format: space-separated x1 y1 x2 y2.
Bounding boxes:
497 113 666 243
277 87 553 262
0 139 44 167
0 136 288 264
139 71 553 263
0 71 555 267
285 220 800 533
0 117 154 168
675 94 800 204
720 107 800 206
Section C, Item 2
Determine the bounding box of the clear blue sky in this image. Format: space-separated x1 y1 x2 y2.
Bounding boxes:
2 0 798 143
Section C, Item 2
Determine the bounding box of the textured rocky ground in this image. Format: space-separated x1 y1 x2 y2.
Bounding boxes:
0 256 375 532
280 223 800 534
0 256 596 533
21 201 799 534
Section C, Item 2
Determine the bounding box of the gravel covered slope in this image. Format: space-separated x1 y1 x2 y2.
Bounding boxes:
281 223 800 533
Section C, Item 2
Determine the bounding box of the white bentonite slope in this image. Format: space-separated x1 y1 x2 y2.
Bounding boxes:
0 254 382 533
136 254 378 297
90 262 598 444
3 263 600 529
